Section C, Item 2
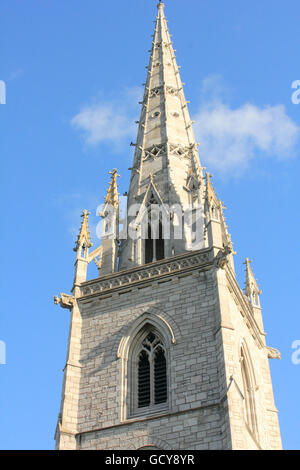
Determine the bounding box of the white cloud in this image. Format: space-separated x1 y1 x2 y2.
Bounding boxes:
194 99 300 175
9 68 24 81
71 87 142 148
71 104 133 145
71 78 300 175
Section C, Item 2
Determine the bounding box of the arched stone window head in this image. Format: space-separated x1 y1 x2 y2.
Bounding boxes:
118 312 176 421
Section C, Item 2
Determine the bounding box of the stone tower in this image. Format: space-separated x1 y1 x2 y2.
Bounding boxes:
54 2 282 450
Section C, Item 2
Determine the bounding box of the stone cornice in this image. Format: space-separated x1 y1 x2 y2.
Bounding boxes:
78 248 213 300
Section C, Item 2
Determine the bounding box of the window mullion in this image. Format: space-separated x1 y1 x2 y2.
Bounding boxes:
150 349 154 406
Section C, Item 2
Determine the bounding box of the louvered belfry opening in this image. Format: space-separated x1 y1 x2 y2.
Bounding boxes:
144 219 165 264
156 222 165 261
145 224 153 264
154 346 167 404
137 332 167 409
138 350 151 408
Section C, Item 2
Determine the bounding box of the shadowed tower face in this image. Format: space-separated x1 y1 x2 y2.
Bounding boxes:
54 2 282 450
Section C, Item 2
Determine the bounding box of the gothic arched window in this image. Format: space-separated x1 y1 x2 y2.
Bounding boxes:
138 332 167 408
240 346 258 437
128 328 169 417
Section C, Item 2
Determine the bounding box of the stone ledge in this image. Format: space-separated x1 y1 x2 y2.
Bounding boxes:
79 248 213 300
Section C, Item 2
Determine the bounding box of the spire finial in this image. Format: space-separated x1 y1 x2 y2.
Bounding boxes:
108 168 120 178
243 257 253 267
81 209 90 219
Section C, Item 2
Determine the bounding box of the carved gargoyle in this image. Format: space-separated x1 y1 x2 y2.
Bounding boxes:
54 293 75 310
215 246 232 269
267 347 281 360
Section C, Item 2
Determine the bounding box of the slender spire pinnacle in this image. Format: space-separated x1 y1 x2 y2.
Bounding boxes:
97 169 120 276
244 258 262 305
74 209 92 252
103 168 120 210
206 172 218 205
205 172 234 256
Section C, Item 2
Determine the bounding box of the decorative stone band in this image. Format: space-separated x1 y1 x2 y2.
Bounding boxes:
142 142 197 162
144 85 181 100
143 143 167 162
79 248 212 298
169 144 193 159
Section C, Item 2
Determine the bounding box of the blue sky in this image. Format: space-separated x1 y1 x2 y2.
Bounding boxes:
1 0 300 449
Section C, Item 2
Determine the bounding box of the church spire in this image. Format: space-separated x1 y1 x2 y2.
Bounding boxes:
74 209 92 255
99 169 120 276
72 210 92 290
244 258 265 334
244 258 262 307
204 172 235 271
128 0 203 195
101 168 120 213
119 2 204 270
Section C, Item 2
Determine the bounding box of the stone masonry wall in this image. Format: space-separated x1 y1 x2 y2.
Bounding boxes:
216 268 282 450
75 265 231 450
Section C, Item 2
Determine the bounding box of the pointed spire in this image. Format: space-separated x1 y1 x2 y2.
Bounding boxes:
102 168 120 212
244 258 262 306
204 172 234 262
74 209 92 252
119 3 205 269
205 172 218 206
97 169 120 276
129 1 203 195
